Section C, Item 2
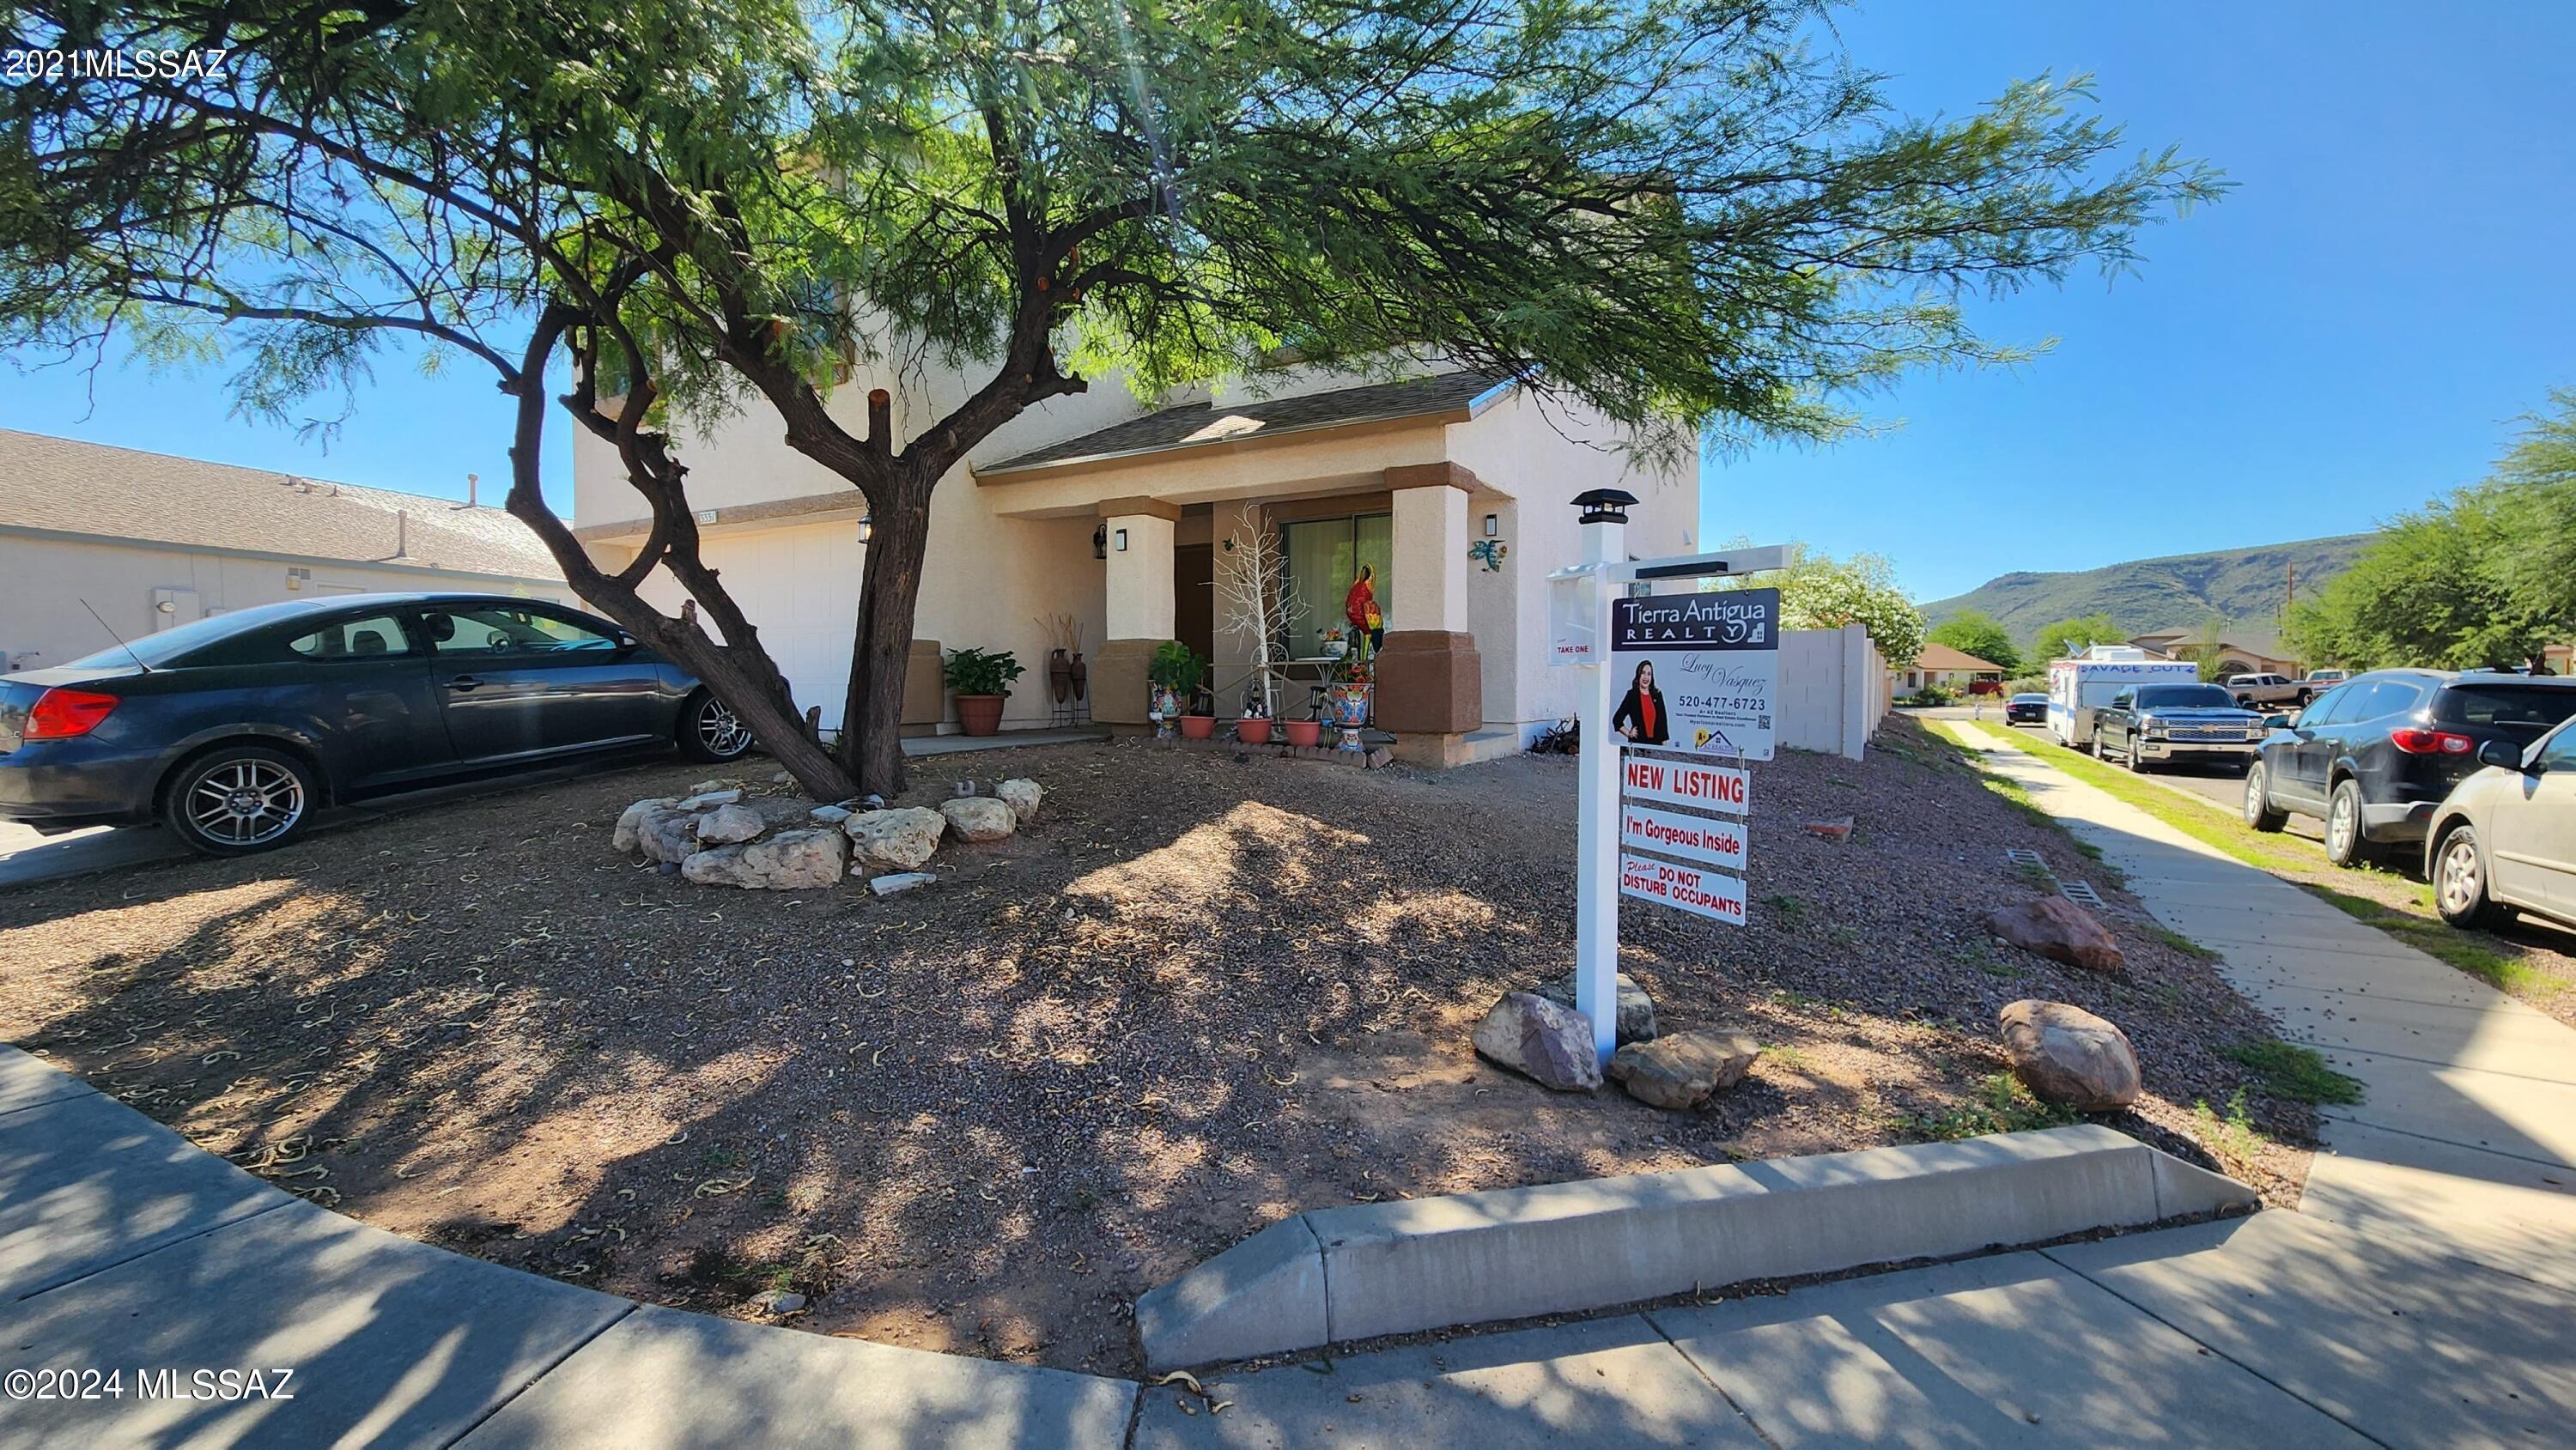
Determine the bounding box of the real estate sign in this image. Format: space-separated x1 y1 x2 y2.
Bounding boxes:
1619 801 1747 871
1619 753 1749 814
1608 589 1781 761
1618 852 1748 924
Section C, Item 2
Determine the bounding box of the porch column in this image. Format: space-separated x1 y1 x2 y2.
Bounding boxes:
1092 495 1181 727
1377 464 1484 767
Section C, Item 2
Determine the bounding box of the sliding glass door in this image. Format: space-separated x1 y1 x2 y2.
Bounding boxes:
1280 513 1392 658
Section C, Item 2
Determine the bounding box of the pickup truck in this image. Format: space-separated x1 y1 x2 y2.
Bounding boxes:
2224 672 2311 708
2091 683 2270 773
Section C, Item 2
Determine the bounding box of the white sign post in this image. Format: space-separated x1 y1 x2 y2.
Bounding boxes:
1557 496 1787 1069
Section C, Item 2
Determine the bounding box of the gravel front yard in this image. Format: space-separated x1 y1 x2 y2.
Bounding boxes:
0 717 2313 1375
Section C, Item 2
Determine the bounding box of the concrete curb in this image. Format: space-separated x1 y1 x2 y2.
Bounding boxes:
1135 1124 2254 1370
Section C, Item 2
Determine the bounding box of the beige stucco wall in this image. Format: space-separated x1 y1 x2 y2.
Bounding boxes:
1442 391 1697 743
0 529 568 673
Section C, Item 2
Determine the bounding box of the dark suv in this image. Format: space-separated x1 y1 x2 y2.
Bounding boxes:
2244 669 2576 866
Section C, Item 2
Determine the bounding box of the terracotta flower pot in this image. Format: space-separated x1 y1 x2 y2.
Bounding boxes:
1282 719 1322 748
955 694 1006 737
1236 718 1273 744
1179 713 1218 740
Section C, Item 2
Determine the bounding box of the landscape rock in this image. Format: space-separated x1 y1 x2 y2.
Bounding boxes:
843 807 946 871
994 778 1046 824
940 796 1018 844
1609 1031 1762 1110
1802 816 1856 841
808 804 854 825
1984 895 2125 974
771 770 795 785
694 803 766 845
1472 991 1601 1092
747 1289 805 1315
677 788 744 810
689 779 740 795
868 871 938 897
1998 999 2141 1110
1537 971 1657 1045
679 828 847 890
635 805 705 865
612 798 680 853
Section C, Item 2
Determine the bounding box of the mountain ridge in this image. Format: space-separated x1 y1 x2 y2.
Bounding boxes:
1922 533 2379 646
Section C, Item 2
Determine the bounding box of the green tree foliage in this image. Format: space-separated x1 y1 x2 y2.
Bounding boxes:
1721 543 1925 667
2031 614 2125 662
2287 391 2576 672
0 0 2220 792
1926 610 2020 673
2191 616 2227 682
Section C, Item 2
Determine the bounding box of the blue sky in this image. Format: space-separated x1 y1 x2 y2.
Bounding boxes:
4 3 2570 604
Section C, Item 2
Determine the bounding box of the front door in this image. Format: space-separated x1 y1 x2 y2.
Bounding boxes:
1176 543 1214 672
416 602 665 763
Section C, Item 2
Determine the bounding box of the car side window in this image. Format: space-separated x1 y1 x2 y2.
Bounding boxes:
286 614 412 661
421 605 617 657
2302 684 2354 725
2111 689 2134 710
2356 679 2426 722
2536 726 2576 773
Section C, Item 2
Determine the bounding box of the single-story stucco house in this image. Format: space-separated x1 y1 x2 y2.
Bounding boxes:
2126 629 2301 678
0 430 569 673
572 362 1697 767
1894 642 2006 695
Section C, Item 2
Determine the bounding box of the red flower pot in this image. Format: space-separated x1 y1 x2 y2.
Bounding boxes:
954 694 1006 737
1236 718 1273 744
1282 719 1322 748
1179 713 1218 740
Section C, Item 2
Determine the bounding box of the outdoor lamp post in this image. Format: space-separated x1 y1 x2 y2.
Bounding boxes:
1571 488 1637 1068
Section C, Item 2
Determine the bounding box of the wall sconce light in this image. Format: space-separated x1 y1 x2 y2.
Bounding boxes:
1115 528 1128 552
855 516 874 545
1092 524 1108 560
1484 513 1499 537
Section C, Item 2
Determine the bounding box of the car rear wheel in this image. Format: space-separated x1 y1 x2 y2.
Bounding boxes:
678 690 756 763
2245 761 2287 831
2434 825 2505 928
165 743 318 857
2324 778 2369 867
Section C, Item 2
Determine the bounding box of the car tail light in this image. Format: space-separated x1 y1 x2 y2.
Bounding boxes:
24 688 120 741
2388 726 2475 755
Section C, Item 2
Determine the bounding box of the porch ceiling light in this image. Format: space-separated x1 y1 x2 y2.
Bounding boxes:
1571 488 1637 525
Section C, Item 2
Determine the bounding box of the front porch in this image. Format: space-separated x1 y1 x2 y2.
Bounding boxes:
975 373 1522 768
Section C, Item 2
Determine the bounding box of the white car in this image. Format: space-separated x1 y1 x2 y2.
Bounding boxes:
2427 716 2576 930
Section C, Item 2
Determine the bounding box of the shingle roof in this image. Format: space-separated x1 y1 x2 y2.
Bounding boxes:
980 370 1511 474
0 430 565 582
1916 643 2004 671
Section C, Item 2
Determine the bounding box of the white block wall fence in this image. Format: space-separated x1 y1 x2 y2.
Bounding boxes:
1772 623 1890 761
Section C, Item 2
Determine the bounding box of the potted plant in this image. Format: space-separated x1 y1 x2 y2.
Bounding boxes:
944 646 1025 737
1236 693 1273 745
1320 625 1348 660
1326 632 1375 750
1147 640 1206 740
1282 713 1321 749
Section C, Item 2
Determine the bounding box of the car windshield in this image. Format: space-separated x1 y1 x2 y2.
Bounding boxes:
60 598 337 670
2136 684 2235 709
2437 683 2576 738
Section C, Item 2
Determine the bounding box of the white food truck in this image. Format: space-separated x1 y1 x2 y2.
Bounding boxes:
2046 646 2202 749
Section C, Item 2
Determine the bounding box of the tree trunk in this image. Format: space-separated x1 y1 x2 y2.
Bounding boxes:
838 487 934 796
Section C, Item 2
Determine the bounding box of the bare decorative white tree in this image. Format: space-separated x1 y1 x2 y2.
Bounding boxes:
1213 527 1303 718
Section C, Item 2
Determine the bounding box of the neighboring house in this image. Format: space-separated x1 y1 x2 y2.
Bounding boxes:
571 363 1698 767
1894 643 2005 695
2127 629 2301 678
0 430 570 672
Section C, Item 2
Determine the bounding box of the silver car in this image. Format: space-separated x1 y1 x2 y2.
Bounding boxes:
2427 717 2576 930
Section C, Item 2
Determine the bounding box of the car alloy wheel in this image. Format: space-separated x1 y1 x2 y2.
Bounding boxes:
185 756 306 847
2326 781 2363 865
696 697 754 758
2437 829 2490 925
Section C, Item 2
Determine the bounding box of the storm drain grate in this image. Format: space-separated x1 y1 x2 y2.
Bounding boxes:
2059 878 2108 910
2003 847 2047 871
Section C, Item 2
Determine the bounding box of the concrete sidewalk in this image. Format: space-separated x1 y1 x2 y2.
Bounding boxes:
0 1051 1137 1448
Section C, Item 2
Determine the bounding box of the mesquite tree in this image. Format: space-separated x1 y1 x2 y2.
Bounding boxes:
2 0 2220 797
